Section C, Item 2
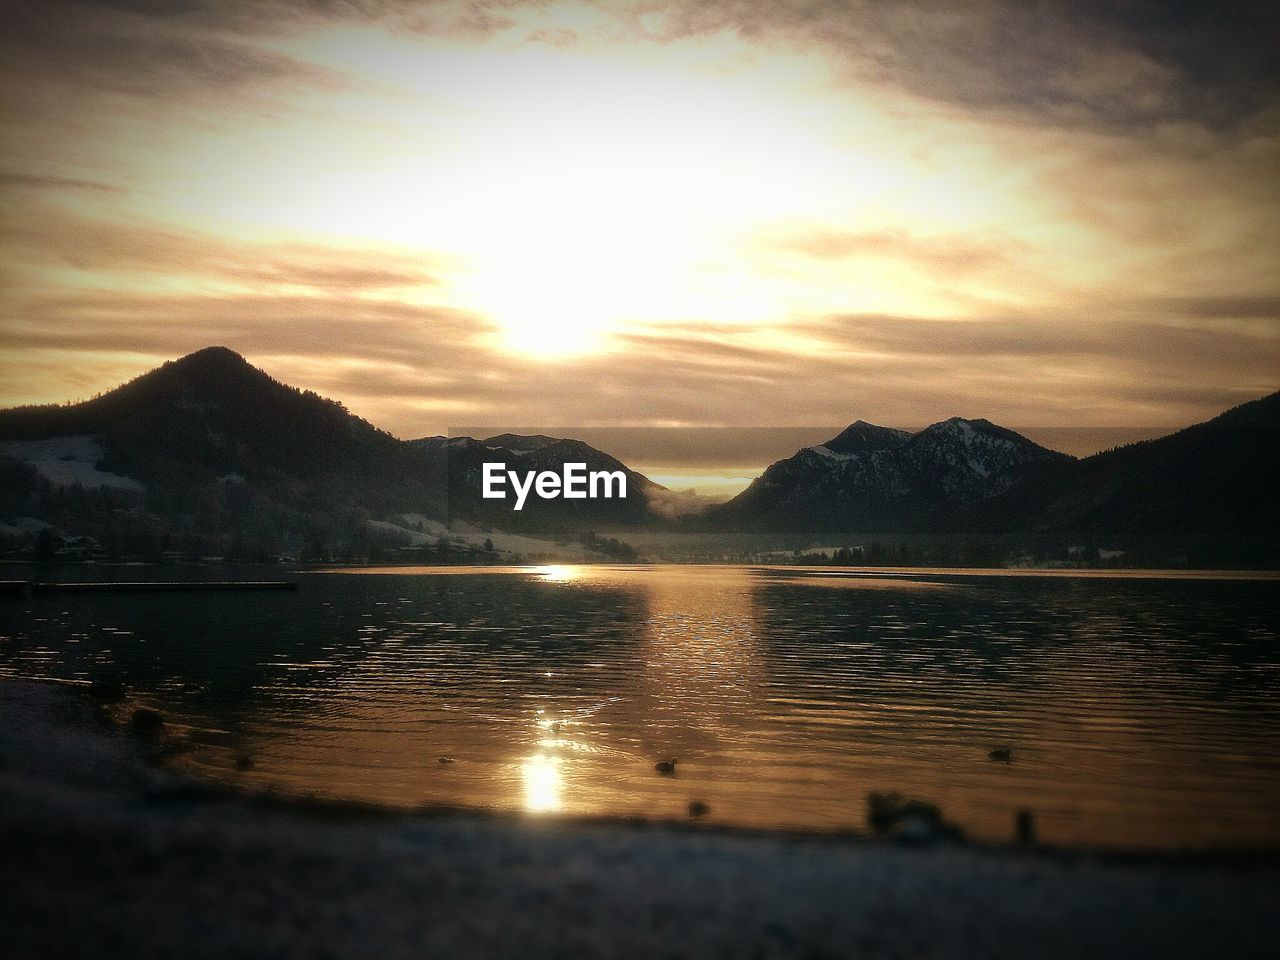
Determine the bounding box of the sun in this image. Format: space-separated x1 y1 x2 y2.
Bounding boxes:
151 29 897 360
469 228 653 358
434 45 838 359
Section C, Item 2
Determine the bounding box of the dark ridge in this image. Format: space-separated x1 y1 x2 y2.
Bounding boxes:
823 420 911 455
972 389 1280 543
916 417 1057 450
482 434 564 452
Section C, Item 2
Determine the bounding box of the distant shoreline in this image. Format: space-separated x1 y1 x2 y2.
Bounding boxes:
5 557 1280 578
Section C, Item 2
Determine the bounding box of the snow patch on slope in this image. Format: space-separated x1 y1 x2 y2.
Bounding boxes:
808 445 857 461
0 437 144 492
374 515 603 560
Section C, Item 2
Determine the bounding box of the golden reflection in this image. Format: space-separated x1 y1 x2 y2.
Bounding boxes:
520 753 563 812
529 564 582 583
493 567 769 821
630 568 766 781
157 564 1280 848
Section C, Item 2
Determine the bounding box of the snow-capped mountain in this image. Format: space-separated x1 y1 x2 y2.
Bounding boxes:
900 417 1069 499
710 416 1070 532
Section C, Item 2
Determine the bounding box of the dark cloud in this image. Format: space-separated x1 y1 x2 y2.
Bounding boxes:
7 1 1277 134
1 205 443 294
1 0 346 122
609 331 782 367
10 0 413 41
788 312 1280 364
1071 0 1280 100
771 228 1030 275
632 0 1280 132
1149 296 1280 321
0 173 123 193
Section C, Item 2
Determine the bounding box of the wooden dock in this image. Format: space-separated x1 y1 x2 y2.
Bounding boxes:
1 580 299 597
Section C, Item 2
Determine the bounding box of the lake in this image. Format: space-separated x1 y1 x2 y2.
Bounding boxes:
2 564 1278 851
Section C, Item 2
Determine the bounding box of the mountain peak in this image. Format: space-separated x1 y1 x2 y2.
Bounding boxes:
482 433 565 452
920 416 1038 447
165 346 257 378
932 416 988 429
126 346 289 410
824 420 910 455
154 348 262 389
179 345 245 363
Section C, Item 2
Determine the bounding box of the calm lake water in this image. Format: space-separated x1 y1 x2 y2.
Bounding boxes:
3 564 1279 851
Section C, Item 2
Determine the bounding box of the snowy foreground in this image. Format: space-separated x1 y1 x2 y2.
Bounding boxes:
1 681 1276 960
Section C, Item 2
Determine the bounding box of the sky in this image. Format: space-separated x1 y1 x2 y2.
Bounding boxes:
1 0 1277 491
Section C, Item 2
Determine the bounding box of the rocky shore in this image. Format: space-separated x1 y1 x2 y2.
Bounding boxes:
2 679 1277 959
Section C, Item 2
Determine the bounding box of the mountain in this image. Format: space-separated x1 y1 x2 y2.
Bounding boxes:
0 347 662 560
409 433 664 531
708 395 1279 560
974 391 1280 544
824 420 911 456
1 346 1275 563
0 347 450 556
709 417 1071 532
0 346 438 499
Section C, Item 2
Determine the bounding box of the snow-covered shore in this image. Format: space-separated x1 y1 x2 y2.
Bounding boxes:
1 679 1276 959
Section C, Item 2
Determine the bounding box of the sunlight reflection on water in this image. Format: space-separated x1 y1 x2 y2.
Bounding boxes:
521 753 563 812
531 564 582 583
3 564 1279 850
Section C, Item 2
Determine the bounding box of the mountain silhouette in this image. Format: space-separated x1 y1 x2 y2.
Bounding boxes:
0 347 452 557
710 417 1069 532
0 345 443 509
0 348 658 558
0 348 1276 564
974 390 1280 542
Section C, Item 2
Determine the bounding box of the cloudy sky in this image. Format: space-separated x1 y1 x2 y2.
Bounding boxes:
2 0 1277 487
